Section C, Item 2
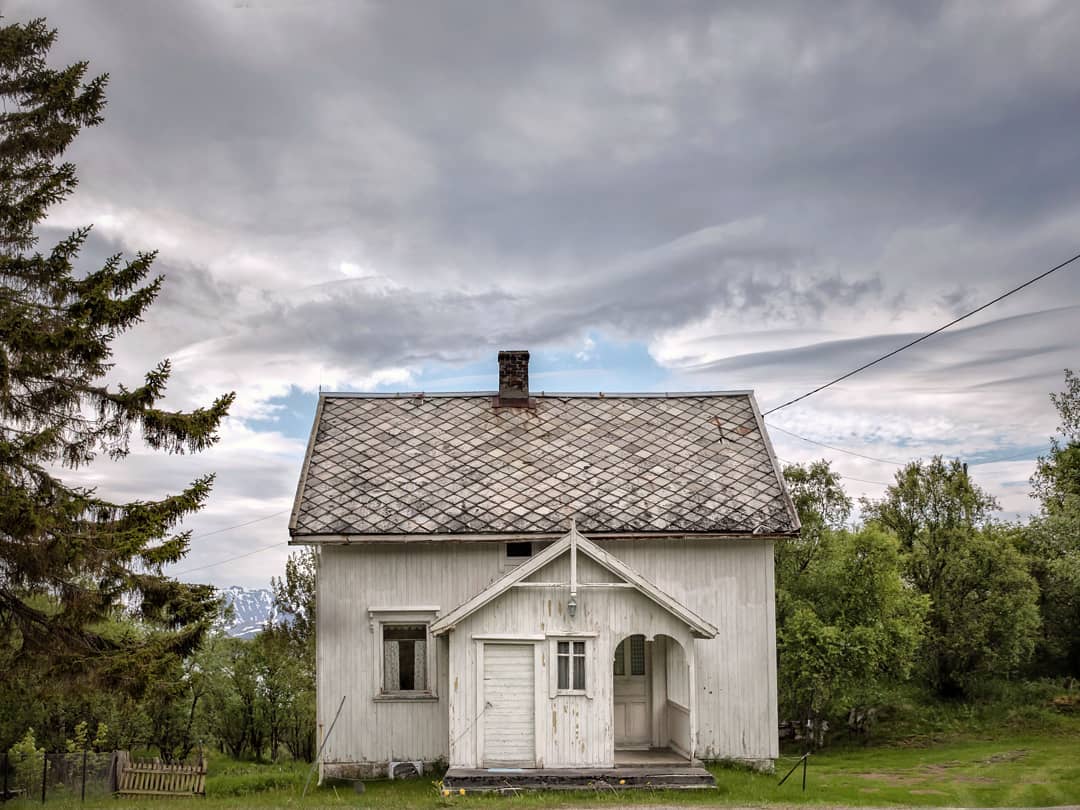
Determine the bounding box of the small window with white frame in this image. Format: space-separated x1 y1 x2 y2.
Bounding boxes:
369 607 438 700
556 640 587 692
382 624 427 692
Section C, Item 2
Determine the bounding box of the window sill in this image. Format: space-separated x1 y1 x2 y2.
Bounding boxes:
554 690 590 698
374 692 439 703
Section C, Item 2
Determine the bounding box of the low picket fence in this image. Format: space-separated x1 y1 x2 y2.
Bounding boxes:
115 751 206 798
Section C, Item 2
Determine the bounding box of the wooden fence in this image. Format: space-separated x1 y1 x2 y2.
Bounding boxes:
114 751 206 798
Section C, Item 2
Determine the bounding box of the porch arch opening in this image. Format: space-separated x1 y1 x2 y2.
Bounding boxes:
612 633 691 764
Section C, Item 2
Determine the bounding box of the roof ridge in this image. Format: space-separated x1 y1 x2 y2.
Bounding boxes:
319 389 755 399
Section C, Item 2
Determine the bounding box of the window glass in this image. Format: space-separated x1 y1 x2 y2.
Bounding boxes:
556 640 585 691
382 624 427 692
557 641 570 689
505 542 533 558
630 636 646 676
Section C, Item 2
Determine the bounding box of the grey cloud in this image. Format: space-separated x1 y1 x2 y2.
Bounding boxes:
24 0 1080 287
207 224 883 380
10 0 1080 583
683 305 1079 383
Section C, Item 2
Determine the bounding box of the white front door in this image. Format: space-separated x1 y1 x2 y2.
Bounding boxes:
482 643 535 767
613 635 650 748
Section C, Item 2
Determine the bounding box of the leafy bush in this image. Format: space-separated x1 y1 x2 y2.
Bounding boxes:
8 728 45 791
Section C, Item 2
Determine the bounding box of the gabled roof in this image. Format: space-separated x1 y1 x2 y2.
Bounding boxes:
290 391 798 538
430 528 718 639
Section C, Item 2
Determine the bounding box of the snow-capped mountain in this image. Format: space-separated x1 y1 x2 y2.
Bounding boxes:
219 586 280 638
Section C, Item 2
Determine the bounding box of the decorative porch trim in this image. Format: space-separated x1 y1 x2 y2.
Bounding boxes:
430 527 718 639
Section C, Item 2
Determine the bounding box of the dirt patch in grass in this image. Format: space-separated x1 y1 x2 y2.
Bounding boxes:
979 748 1030 764
919 762 964 774
853 762 1001 787
853 771 921 785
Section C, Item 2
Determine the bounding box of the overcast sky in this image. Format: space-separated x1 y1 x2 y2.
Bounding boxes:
11 1 1079 588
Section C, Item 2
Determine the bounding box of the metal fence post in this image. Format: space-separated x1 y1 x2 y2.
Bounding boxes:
40 755 46 804
3 751 8 803
81 750 88 802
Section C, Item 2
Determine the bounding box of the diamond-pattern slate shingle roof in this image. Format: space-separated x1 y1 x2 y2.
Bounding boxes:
290 392 798 538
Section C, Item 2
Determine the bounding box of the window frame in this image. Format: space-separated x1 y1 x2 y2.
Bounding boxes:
547 634 595 698
501 541 533 570
500 540 553 571
369 607 440 702
614 636 647 678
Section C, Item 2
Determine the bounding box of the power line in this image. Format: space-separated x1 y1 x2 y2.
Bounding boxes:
775 455 892 487
969 447 1041 466
187 509 289 542
840 473 894 486
171 510 291 576
770 423 1042 469
762 249 1080 416
767 422 907 465
172 540 287 576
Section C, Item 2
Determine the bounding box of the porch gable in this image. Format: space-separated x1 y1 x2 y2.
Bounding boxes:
430 527 718 639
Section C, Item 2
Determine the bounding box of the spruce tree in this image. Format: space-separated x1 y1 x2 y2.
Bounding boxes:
0 17 234 683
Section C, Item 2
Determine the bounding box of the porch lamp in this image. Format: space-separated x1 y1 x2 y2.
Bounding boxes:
567 594 578 618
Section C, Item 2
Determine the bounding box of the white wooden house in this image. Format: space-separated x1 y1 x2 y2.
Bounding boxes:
289 351 799 783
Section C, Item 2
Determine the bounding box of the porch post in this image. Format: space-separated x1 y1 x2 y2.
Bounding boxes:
649 636 667 748
687 638 698 761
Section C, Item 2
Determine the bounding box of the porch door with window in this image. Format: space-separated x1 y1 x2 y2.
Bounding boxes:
613 635 650 748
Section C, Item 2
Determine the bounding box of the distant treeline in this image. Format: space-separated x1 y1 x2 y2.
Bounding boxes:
774 370 1080 743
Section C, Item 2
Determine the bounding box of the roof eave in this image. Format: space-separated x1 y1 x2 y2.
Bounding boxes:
287 529 799 544
747 391 802 535
288 394 326 534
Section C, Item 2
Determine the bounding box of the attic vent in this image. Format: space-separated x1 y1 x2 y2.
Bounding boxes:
496 350 532 408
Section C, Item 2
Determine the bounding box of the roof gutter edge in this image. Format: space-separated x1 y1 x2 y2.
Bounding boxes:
288 529 799 544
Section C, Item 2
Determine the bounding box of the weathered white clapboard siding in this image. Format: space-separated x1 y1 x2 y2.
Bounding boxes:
316 536 777 770
596 537 778 761
524 553 623 584
316 542 504 768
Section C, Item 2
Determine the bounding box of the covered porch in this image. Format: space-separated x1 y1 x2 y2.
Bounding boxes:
432 526 718 773
612 632 694 761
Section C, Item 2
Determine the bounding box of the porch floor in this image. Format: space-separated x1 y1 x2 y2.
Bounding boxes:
614 747 691 766
443 753 714 792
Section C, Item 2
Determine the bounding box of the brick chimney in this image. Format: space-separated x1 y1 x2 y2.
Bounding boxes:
497 350 531 407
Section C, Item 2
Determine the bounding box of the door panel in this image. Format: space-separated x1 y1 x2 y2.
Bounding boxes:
613 636 650 748
482 644 535 767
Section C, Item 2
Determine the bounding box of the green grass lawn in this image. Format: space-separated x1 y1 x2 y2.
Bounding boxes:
8 720 1078 809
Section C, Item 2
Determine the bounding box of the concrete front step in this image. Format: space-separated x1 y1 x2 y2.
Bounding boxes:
442 765 716 792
